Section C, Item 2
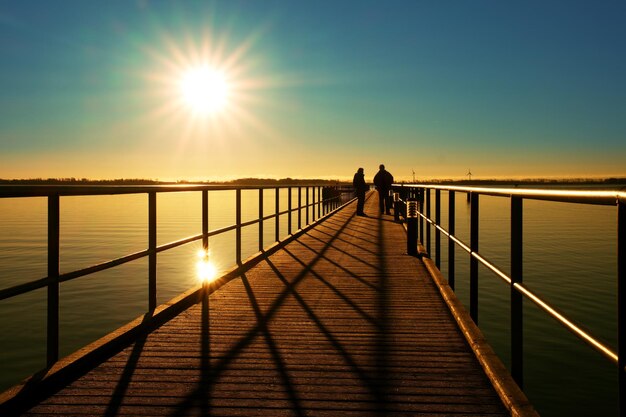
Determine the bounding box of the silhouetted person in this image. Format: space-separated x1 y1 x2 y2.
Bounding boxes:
352 167 368 216
373 164 394 215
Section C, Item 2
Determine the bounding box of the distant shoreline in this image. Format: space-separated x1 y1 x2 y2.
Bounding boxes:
1 176 625 188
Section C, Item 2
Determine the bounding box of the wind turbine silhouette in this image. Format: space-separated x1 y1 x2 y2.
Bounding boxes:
466 169 472 181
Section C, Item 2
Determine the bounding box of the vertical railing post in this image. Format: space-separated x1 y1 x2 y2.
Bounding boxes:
393 192 400 222
312 186 316 222
202 190 208 252
258 188 263 252
148 192 157 311
419 188 424 245
426 188 431 255
298 187 302 230
435 189 441 268
236 189 241 264
618 196 626 416
306 186 310 225
511 196 523 387
448 191 455 290
47 194 60 367
288 187 292 235
318 186 321 218
407 200 418 256
470 192 479 323
275 187 280 242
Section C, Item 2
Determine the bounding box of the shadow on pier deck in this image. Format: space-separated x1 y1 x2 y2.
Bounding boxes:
3 193 535 416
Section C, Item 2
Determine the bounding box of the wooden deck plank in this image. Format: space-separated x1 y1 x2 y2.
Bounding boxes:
22 193 509 416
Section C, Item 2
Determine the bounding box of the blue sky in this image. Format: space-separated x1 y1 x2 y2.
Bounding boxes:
1 0 624 181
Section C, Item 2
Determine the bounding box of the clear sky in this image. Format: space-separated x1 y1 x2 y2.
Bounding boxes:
1 0 624 182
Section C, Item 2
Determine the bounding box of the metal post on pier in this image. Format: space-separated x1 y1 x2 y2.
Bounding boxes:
47 194 60 367
435 189 441 268
306 186 310 225
448 191 455 290
511 196 523 387
618 196 626 416
312 186 316 222
393 193 400 222
419 188 424 245
288 187 292 235
202 190 210 294
148 192 157 312
258 189 263 252
202 190 208 252
275 187 279 242
236 189 242 264
426 189 431 255
470 192 479 323
318 186 321 219
298 187 302 230
406 199 418 256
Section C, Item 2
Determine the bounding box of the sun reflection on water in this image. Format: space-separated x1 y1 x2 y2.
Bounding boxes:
196 250 217 283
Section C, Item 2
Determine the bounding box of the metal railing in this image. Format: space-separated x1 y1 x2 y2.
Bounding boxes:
0 184 349 370
393 184 626 414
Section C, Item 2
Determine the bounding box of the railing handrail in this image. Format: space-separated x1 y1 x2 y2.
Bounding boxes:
393 183 626 414
415 206 619 364
0 183 351 371
393 183 626 205
0 183 348 198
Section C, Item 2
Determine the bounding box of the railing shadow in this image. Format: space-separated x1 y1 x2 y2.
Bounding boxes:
166 198 395 416
167 199 358 416
104 317 150 417
36 195 397 416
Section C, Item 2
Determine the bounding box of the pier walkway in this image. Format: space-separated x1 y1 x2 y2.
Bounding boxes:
17 194 521 416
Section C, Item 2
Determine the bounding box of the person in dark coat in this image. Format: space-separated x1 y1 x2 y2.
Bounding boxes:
373 164 394 215
352 167 368 216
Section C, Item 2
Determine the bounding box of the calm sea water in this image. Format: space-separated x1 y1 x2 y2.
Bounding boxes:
0 187 622 416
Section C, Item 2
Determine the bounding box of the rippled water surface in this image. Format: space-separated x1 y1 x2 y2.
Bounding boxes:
0 188 622 416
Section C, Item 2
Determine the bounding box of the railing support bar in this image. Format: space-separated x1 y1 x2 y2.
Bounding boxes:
47 194 60 367
275 187 280 242
258 189 263 252
618 197 626 416
298 187 302 230
236 189 242 264
448 191 455 290
426 188 431 255
511 195 524 387
306 186 310 225
424 188 432 256
435 189 441 268
148 192 157 311
419 188 424 244
470 192 479 323
202 190 208 251
318 186 321 219
288 187 292 235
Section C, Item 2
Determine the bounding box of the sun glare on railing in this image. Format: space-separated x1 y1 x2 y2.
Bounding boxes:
196 250 217 283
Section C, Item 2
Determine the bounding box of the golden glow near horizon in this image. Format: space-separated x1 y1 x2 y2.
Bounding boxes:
179 65 230 115
196 249 217 283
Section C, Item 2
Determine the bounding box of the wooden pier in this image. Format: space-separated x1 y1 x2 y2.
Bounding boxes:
4 193 535 416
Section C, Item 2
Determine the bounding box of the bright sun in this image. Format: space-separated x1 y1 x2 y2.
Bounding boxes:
179 66 229 115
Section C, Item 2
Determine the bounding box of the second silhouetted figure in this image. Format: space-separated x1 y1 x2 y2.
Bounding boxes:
353 167 368 216
373 164 394 215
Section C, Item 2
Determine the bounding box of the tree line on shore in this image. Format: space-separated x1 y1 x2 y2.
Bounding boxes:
1 177 624 186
